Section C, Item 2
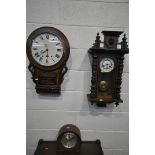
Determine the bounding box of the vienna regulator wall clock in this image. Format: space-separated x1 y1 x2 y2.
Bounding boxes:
87 31 129 107
26 27 70 94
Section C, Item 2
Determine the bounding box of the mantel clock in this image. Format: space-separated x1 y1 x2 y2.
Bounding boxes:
34 125 104 155
57 124 81 154
26 27 70 94
87 31 129 107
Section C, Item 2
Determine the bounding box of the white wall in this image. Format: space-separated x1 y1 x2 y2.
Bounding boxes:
26 0 129 155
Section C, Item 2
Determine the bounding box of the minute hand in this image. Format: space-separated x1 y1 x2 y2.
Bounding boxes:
41 49 48 54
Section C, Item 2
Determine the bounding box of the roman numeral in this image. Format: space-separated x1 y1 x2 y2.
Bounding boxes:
39 56 43 62
46 34 49 39
56 43 60 46
33 40 38 44
33 47 38 50
51 57 55 62
46 59 48 63
57 49 61 52
35 52 40 57
55 54 60 58
40 36 44 40
51 36 56 41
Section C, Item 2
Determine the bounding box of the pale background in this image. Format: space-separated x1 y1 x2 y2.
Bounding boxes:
26 0 129 155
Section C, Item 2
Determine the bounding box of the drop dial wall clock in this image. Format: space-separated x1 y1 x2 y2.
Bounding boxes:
26 27 70 94
57 124 81 154
87 31 129 107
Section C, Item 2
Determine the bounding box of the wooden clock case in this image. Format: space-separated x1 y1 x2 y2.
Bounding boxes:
26 27 70 94
57 124 81 154
33 125 104 155
87 31 129 107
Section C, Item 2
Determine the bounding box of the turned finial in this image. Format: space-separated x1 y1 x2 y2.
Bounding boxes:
121 33 128 49
93 32 101 48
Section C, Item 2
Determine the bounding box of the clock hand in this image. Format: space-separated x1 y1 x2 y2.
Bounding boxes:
46 50 49 58
41 49 48 54
45 50 49 64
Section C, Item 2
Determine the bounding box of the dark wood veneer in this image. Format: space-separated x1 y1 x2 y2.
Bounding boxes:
26 27 70 94
87 31 129 107
57 124 81 153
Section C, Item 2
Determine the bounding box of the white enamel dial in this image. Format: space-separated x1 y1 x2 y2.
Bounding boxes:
100 58 114 72
61 132 78 148
31 33 64 66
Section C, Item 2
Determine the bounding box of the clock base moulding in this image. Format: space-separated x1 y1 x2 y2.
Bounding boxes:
34 139 104 155
33 124 104 155
87 94 123 107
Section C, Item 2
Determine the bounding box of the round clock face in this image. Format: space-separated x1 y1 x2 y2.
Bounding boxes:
31 33 64 66
100 58 114 72
61 132 78 149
